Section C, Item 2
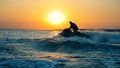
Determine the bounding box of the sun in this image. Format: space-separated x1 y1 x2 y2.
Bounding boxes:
47 10 65 24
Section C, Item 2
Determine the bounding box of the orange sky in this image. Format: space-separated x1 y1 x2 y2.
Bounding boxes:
0 0 120 30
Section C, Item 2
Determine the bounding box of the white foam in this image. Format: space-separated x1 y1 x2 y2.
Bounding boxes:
64 36 93 43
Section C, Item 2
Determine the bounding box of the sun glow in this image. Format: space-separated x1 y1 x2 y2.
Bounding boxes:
47 10 65 24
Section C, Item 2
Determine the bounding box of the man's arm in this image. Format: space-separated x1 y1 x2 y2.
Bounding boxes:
69 25 72 29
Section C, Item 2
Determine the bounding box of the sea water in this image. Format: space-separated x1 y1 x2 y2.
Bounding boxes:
0 29 120 68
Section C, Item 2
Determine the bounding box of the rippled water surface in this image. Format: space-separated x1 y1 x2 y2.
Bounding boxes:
0 29 120 68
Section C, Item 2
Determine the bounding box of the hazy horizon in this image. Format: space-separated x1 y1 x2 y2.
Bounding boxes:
0 28 120 31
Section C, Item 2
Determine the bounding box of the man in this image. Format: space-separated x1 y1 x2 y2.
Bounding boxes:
69 21 79 32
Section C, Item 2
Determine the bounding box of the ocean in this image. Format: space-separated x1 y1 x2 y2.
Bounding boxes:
0 29 120 68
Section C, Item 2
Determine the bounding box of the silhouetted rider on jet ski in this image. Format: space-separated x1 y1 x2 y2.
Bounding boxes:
69 21 79 32
60 21 89 38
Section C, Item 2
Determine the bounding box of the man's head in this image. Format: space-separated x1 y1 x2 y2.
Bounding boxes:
69 21 72 24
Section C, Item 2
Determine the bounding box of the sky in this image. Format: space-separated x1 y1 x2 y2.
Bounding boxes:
0 0 120 30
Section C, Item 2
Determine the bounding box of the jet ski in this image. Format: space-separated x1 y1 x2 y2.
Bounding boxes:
60 28 90 38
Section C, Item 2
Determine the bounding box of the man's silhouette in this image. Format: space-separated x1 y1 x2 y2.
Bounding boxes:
69 21 79 32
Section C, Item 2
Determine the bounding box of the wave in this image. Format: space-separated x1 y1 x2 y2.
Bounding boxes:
1 38 119 55
0 30 120 68
0 59 54 68
34 38 120 54
0 30 120 55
